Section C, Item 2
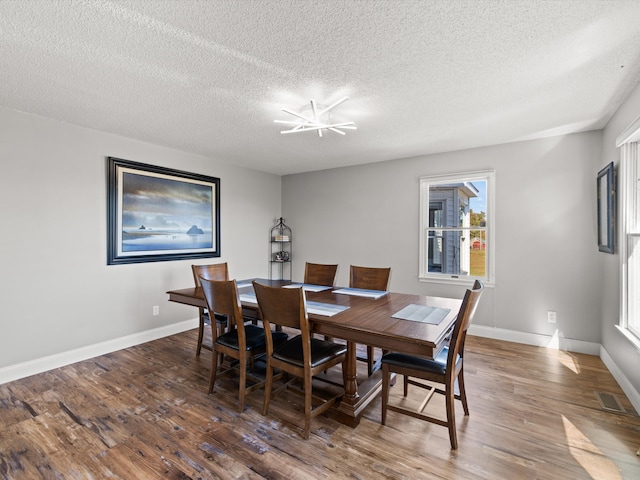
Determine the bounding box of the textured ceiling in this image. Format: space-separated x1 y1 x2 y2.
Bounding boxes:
2 0 640 175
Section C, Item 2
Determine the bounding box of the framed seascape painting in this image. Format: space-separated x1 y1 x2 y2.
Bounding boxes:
107 157 220 265
597 161 615 254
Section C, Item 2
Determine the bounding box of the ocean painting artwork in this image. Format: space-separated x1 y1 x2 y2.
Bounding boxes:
107 157 220 265
121 172 213 252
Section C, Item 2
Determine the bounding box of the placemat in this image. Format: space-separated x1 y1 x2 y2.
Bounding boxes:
392 304 451 324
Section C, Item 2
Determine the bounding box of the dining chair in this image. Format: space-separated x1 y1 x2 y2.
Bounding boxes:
303 262 338 286
350 265 392 376
199 277 288 411
381 280 484 449
253 281 347 439
192 263 229 356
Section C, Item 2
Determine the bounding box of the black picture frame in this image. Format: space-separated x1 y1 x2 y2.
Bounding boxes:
597 162 615 254
107 157 220 265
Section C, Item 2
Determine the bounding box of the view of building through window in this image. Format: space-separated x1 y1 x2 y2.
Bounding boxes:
420 171 493 284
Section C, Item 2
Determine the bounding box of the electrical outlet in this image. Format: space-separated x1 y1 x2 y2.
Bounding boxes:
547 310 557 323
153 305 160 316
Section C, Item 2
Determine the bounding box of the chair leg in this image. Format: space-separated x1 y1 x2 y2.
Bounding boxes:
367 346 374 376
196 309 205 356
208 348 220 394
262 363 273 416
216 322 225 366
303 373 312 439
445 381 458 449
381 364 389 425
238 356 247 412
403 374 409 397
457 368 469 415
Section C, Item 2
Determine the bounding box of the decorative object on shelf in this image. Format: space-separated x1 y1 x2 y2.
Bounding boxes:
270 217 292 281
273 251 290 262
274 97 357 137
597 161 616 254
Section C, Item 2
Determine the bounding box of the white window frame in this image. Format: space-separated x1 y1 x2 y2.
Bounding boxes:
419 170 495 286
616 114 640 346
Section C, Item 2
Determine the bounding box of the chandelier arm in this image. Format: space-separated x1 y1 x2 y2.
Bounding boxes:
309 100 322 137
317 97 349 117
281 108 317 124
277 97 355 135
275 119 322 126
280 123 356 134
280 125 331 134
321 122 356 128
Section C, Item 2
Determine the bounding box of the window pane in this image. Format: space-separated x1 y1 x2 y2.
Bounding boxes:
427 180 488 276
419 171 493 283
429 183 474 227
427 228 487 276
427 230 443 272
628 234 640 337
470 229 486 277
428 230 463 274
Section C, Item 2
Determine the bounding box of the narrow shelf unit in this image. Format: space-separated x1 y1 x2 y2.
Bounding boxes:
269 217 291 281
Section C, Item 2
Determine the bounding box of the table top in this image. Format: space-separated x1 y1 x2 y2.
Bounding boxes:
167 278 461 358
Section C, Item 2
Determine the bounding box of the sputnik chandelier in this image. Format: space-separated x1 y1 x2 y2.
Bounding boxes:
274 97 356 137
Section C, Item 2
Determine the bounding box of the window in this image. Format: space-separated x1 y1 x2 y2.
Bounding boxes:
419 170 494 285
618 117 640 342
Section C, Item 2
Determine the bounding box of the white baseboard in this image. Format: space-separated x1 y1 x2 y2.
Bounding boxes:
470 324 639 415
599 346 640 415
468 324 600 355
3 320 638 416
0 318 199 386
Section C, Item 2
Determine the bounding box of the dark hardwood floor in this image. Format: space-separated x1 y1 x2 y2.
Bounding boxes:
1 329 639 479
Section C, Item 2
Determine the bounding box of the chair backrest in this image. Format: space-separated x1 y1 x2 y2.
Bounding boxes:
192 263 229 287
253 281 308 331
446 280 483 370
349 265 391 291
253 282 312 357
304 262 338 286
199 278 244 342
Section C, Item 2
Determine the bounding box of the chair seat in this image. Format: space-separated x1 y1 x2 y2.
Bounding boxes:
273 335 347 368
203 311 228 325
217 324 287 351
381 347 460 375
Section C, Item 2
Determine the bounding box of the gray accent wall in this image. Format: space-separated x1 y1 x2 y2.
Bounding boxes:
282 133 603 345
282 79 640 407
0 106 281 370
600 80 640 399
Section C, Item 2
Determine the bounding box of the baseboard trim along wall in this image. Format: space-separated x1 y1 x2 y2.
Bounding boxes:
0 318 199 386
469 324 600 355
2 320 638 415
470 324 639 414
599 345 640 416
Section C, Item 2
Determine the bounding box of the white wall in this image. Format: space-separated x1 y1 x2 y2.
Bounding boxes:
0 106 281 373
282 131 603 346
600 80 640 398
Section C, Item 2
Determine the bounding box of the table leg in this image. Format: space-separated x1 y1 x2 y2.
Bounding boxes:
333 340 384 427
342 341 359 402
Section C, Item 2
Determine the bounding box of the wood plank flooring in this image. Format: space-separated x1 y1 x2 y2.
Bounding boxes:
1 330 639 479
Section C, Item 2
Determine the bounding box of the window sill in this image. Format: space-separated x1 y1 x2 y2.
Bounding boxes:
615 325 640 352
419 276 495 288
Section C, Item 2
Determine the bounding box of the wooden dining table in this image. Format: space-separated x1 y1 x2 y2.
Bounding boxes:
167 279 461 427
